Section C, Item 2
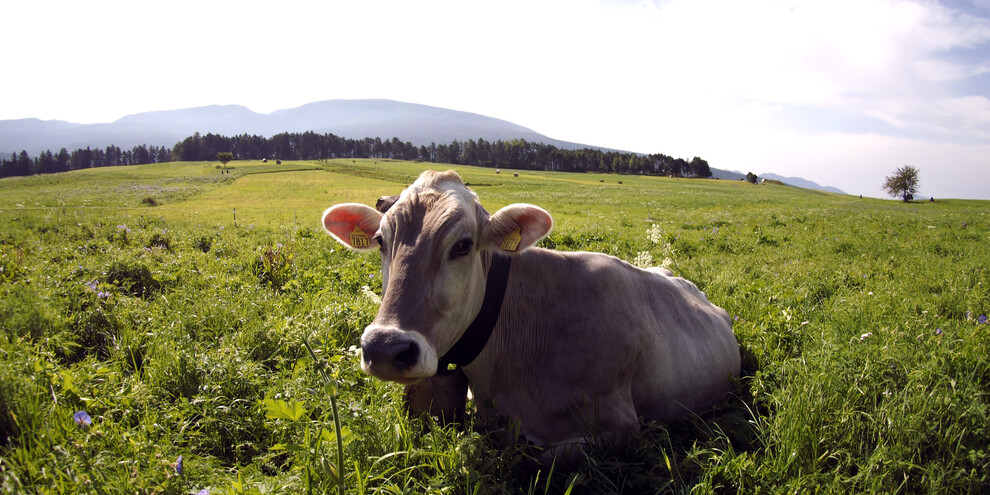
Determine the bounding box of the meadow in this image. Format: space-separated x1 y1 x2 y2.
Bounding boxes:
1 159 988 494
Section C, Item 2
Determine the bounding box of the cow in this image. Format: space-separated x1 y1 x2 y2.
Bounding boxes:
321 170 740 455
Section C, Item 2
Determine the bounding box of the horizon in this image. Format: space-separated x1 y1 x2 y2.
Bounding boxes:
2 0 988 200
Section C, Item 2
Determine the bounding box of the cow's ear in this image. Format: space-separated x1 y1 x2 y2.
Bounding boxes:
376 195 399 213
485 203 553 254
322 203 382 251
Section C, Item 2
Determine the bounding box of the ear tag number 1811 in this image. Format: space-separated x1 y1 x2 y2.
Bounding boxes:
350 225 371 248
500 228 522 251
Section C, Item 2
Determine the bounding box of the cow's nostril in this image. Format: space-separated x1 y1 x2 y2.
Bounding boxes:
394 342 420 369
361 329 424 375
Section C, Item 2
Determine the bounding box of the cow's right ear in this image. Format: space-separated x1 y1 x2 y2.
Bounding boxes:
322 203 382 251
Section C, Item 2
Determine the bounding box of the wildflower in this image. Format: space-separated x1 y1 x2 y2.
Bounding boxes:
360 285 382 305
979 315 988 325
936 328 943 335
175 455 183 475
632 251 653 268
646 224 663 244
85 280 98 292
74 411 92 428
859 332 872 341
196 489 210 495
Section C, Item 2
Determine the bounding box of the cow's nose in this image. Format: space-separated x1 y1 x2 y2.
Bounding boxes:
361 332 421 372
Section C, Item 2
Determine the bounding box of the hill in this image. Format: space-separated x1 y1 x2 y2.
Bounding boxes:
1 99 847 191
0 99 594 155
760 172 847 194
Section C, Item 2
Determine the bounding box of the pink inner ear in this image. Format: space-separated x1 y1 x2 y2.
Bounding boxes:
322 205 381 249
518 209 552 246
324 210 363 240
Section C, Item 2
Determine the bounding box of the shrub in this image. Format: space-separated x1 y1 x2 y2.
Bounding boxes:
0 284 55 342
0 245 26 283
254 243 294 291
106 260 161 298
193 234 213 253
146 230 172 251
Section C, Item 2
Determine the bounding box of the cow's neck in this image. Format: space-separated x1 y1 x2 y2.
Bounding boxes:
436 252 512 371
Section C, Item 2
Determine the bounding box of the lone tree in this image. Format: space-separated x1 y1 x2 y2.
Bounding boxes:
217 152 233 169
882 165 920 202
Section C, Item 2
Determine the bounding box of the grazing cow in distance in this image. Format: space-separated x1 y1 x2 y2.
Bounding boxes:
321 170 740 454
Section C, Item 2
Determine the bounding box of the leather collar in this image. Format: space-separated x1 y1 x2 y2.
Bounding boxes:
437 253 512 371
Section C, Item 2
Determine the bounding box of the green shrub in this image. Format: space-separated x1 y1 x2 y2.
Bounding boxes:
254 243 294 291
0 245 26 283
146 230 172 251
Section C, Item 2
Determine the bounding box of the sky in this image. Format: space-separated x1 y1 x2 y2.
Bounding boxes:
2 0 989 199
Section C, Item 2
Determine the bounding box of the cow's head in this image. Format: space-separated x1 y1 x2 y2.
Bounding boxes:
322 170 553 383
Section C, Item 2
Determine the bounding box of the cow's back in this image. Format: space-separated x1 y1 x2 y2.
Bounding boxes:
465 248 740 444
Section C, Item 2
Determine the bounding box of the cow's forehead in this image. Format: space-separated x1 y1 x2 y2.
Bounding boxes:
384 171 483 241
405 170 478 204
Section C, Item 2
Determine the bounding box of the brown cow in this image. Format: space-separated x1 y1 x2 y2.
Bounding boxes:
322 170 740 453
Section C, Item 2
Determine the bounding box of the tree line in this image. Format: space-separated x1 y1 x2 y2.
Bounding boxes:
1 131 712 179
0 145 172 178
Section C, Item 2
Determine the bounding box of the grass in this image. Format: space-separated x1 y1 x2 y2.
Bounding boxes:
0 159 988 494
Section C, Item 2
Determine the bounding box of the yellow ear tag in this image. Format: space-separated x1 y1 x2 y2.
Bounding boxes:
349 225 371 248
500 228 522 251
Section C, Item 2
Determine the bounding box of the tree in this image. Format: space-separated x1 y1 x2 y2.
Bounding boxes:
217 152 234 169
745 172 758 184
882 165 920 202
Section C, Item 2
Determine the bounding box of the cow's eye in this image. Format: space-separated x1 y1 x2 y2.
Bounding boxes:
451 239 473 259
374 235 387 253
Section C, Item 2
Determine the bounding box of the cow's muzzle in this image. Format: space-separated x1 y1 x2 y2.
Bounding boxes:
360 326 437 383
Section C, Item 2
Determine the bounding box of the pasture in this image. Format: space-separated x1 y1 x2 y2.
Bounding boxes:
1 159 988 494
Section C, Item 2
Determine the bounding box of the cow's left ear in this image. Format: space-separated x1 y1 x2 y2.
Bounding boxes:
484 203 553 254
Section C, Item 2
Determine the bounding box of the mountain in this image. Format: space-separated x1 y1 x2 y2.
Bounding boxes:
1 99 846 194
759 173 847 194
0 99 590 155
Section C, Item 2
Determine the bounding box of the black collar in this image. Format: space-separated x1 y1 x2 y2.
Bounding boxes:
437 253 512 371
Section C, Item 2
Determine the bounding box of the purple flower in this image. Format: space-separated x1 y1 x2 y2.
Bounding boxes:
175 455 183 475
979 314 988 325
936 328 943 335
196 490 209 495
85 280 98 292
74 411 92 428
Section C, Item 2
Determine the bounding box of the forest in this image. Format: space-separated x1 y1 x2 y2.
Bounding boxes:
0 131 713 179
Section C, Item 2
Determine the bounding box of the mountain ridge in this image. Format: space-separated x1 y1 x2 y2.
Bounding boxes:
0 99 580 154
1 99 845 194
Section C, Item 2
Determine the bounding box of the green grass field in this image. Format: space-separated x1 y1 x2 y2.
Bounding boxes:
1 159 988 494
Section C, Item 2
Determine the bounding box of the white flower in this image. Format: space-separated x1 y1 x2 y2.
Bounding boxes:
360 285 382 305
646 224 663 244
633 251 653 268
